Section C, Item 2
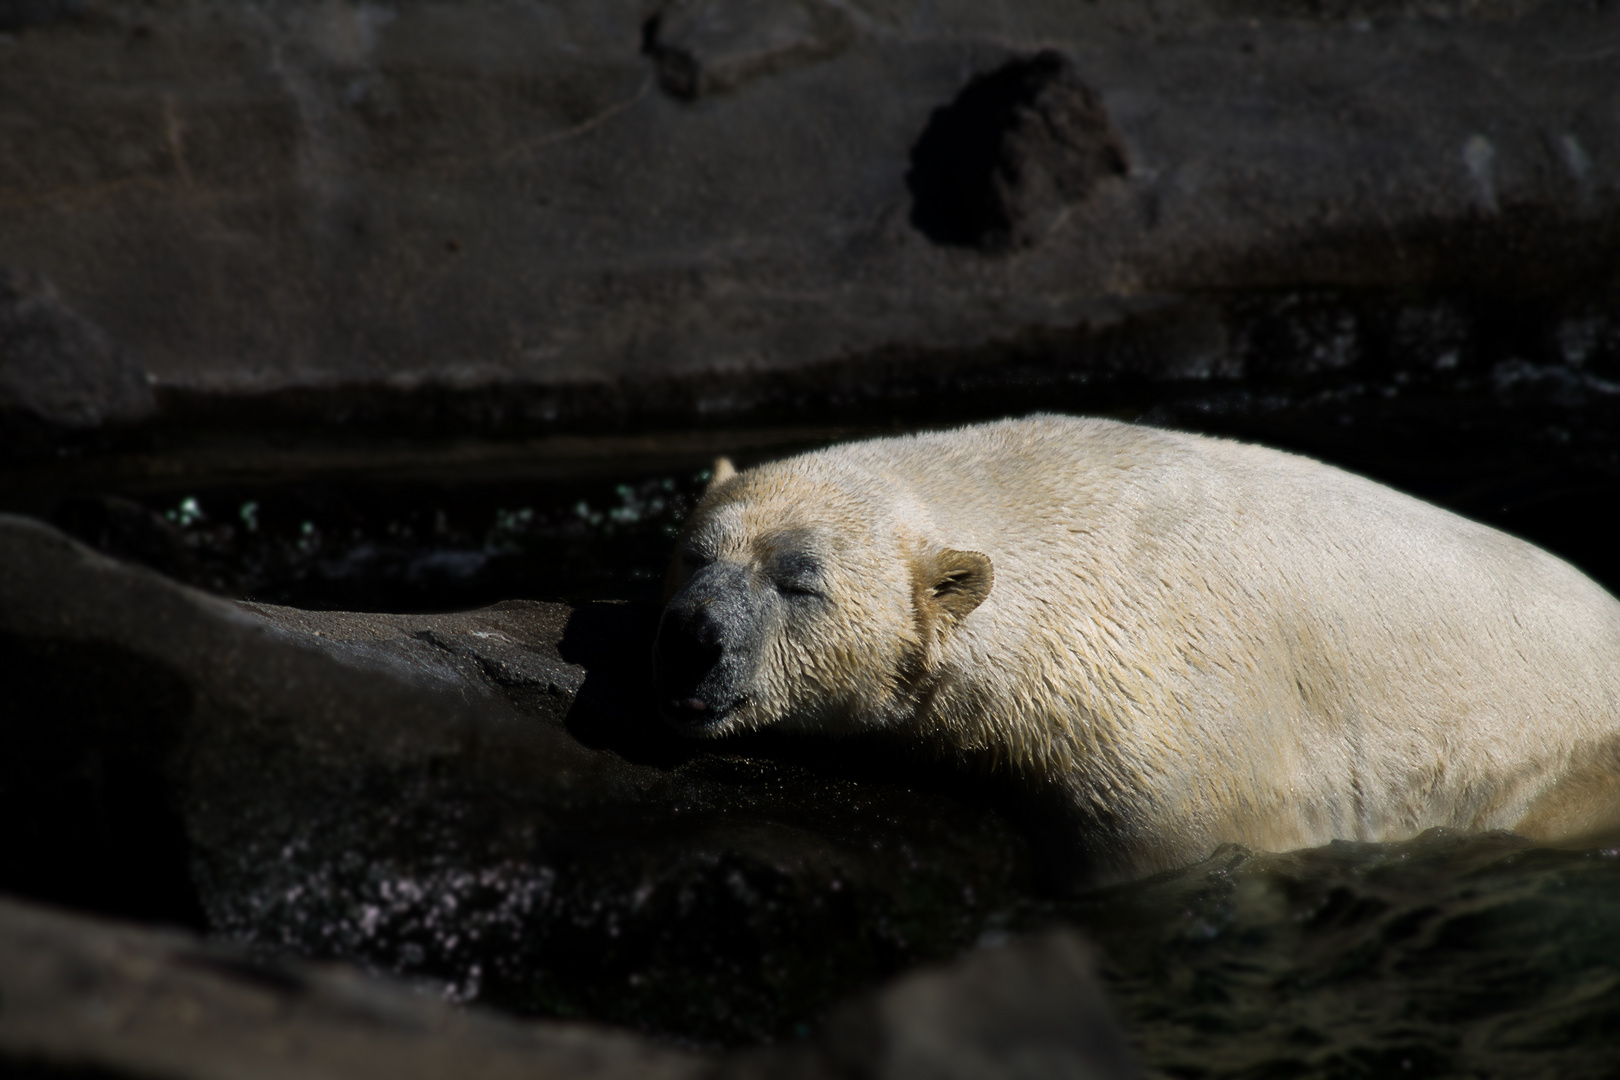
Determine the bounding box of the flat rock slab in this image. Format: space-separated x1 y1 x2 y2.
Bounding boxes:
0 894 1137 1080
0 896 705 1080
0 513 1036 1043
1 0 1615 431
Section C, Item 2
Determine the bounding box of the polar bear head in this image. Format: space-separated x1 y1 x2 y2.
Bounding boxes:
654 456 993 737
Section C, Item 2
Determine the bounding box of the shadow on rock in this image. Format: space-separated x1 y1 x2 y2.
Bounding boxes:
907 50 1128 252
558 600 696 765
0 633 204 928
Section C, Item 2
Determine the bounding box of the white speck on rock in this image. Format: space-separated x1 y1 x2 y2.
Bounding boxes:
1463 135 1498 214
1559 133 1591 182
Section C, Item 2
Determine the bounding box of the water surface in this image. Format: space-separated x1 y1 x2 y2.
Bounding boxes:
1060 831 1620 1079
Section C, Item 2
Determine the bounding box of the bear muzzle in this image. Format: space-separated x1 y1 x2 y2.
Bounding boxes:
654 565 761 731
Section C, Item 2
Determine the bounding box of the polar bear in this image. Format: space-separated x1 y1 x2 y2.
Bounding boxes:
654 416 1620 881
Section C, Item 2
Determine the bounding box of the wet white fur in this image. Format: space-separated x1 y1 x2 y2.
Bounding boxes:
676 416 1620 880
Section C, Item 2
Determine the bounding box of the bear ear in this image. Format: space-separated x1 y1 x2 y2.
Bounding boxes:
918 548 994 623
704 456 738 495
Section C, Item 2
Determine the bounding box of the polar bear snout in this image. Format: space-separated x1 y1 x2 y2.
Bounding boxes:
654 606 723 722
655 561 766 732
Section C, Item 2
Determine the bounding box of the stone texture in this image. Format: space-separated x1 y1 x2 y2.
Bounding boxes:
0 896 1136 1080
907 51 1129 252
0 513 1037 1043
0 268 155 430
0 895 706 1080
0 0 1614 432
794 930 1140 1080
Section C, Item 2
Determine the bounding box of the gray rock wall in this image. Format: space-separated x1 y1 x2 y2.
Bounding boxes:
2 0 1615 427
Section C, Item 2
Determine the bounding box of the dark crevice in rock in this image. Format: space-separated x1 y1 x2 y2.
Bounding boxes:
640 11 692 96
0 634 205 930
558 601 687 761
907 50 1128 252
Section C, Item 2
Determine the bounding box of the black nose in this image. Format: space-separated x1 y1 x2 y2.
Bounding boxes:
654 607 723 700
663 696 713 723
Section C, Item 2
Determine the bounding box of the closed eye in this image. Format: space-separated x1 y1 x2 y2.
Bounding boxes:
771 550 825 599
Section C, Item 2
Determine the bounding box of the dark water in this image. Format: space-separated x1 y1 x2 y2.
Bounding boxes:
15 390 1620 614
1060 831 1620 1079
44 467 712 610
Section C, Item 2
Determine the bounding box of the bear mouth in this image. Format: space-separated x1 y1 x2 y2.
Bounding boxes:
660 694 749 734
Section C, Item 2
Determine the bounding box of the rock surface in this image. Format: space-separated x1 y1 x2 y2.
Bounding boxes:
907 50 1129 252
766 929 1139 1080
1 0 1615 436
0 895 706 1080
0 894 1136 1080
0 268 155 432
0 513 1039 1044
